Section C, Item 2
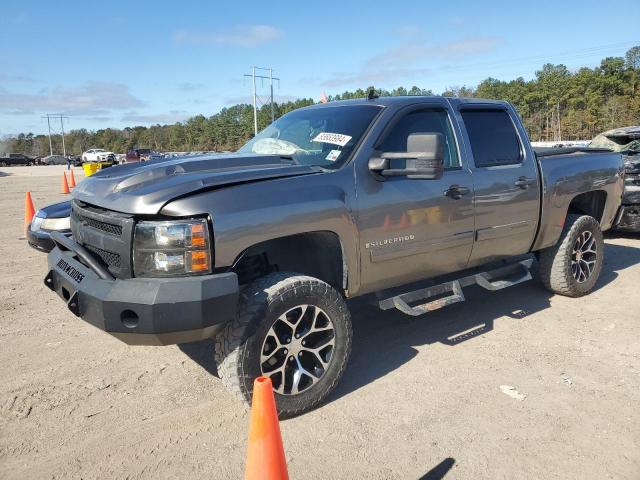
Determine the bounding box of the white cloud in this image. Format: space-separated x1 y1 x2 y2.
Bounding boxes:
0 82 144 115
178 82 206 91
223 94 301 105
322 36 502 87
174 24 283 48
121 110 190 125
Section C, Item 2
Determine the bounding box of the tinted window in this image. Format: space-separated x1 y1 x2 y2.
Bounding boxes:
461 110 521 166
379 109 460 168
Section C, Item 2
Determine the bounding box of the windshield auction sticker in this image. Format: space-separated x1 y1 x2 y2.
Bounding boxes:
312 132 352 147
326 150 341 161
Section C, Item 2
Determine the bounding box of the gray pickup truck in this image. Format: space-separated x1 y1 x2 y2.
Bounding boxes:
44 96 624 416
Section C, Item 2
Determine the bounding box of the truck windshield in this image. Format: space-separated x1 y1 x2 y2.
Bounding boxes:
238 104 382 168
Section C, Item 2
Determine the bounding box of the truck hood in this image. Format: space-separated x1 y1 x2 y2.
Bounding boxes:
72 152 321 215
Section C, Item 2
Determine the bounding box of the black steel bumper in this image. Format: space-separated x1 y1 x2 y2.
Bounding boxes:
45 239 239 346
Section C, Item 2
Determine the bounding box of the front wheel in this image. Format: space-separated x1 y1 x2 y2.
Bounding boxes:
214 272 352 417
537 214 604 297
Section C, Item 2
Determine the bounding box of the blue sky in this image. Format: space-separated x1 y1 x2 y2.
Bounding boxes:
1 0 638 135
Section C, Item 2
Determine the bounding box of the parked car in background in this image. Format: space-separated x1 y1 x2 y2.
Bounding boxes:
589 126 640 232
42 155 83 166
82 149 116 163
42 155 68 165
0 153 34 166
28 200 72 252
125 148 162 163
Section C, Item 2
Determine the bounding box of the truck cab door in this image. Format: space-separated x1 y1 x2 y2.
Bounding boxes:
354 104 475 294
457 106 541 266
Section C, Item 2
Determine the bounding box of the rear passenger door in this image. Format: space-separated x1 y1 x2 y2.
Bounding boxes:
458 107 541 266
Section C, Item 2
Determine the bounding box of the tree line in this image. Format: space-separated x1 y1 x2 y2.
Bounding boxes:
4 46 639 156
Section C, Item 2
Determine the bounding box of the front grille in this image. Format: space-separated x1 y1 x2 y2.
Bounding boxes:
71 201 134 278
72 210 122 236
85 245 122 268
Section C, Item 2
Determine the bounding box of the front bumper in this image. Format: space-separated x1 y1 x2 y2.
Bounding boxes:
27 225 71 252
45 244 239 345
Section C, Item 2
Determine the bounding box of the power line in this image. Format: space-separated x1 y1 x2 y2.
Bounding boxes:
41 113 69 156
243 66 280 135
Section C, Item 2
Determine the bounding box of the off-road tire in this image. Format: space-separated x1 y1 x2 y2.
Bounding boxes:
214 272 352 417
537 214 604 297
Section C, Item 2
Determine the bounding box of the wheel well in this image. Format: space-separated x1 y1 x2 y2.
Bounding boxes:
231 232 346 294
567 191 607 224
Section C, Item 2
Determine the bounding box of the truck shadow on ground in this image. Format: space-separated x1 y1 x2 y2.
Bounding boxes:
327 240 638 404
178 241 639 400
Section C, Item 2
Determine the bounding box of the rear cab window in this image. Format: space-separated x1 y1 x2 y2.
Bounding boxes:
461 110 522 167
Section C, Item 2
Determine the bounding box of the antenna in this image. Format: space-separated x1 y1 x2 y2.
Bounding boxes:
367 88 379 100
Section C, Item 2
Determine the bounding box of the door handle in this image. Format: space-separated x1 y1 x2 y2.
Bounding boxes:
444 185 470 199
514 176 534 189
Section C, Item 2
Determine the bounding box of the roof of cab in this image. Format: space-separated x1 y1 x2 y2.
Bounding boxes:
301 95 511 110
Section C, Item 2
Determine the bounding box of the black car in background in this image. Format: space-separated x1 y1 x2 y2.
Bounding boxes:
0 153 35 166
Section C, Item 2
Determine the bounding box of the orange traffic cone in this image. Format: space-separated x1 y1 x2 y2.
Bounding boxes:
69 168 76 188
398 213 410 229
24 192 36 237
383 215 392 232
244 377 288 480
61 172 70 194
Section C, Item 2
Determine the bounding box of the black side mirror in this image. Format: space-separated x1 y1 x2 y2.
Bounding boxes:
369 132 445 180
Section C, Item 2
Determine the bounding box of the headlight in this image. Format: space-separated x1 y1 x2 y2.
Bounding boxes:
133 219 211 277
32 214 71 231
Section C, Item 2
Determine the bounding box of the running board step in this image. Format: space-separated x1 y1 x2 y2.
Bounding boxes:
378 258 533 316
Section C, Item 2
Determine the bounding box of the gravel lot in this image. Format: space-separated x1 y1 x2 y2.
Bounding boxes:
1 165 639 479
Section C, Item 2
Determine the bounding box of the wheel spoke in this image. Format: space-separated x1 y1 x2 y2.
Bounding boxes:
291 357 317 394
283 305 307 326
265 363 287 395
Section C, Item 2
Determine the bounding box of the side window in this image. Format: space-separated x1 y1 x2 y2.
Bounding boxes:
461 110 522 167
379 109 460 169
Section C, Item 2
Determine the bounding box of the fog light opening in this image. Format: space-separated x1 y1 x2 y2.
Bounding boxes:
120 310 139 329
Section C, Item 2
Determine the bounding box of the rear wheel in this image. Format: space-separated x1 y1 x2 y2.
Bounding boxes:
214 272 352 417
537 214 604 297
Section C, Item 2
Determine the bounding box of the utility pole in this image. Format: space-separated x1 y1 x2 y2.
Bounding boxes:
244 66 280 135
42 113 69 156
45 116 53 156
269 67 274 123
252 66 258 136
60 114 66 156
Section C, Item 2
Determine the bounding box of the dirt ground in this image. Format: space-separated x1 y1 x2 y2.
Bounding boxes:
1 165 639 479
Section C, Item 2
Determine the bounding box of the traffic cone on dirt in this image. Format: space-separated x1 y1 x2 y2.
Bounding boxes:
244 377 288 480
68 168 76 188
61 172 70 194
24 192 36 237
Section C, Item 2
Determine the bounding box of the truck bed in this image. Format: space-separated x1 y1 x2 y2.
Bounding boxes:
532 148 624 251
